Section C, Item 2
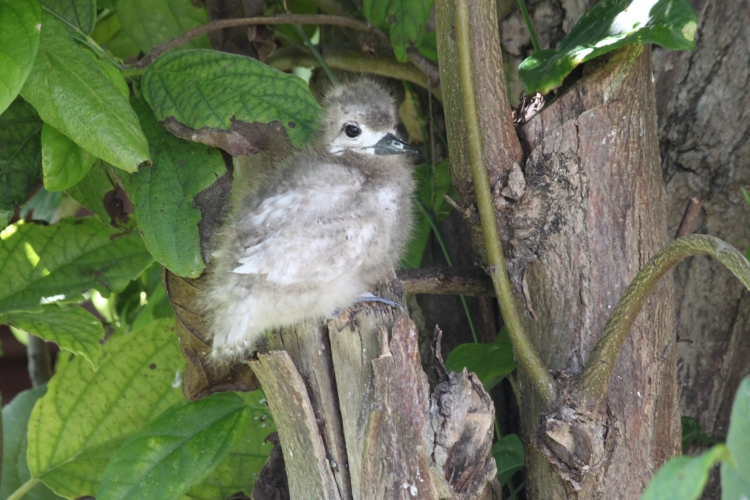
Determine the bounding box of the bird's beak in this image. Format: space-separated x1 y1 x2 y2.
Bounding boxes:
372 133 418 156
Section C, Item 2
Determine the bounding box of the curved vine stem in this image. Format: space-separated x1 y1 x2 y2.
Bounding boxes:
454 0 555 405
577 234 750 403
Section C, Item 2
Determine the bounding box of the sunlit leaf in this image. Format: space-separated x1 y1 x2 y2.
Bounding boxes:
721 377 750 498
519 0 697 94
0 0 41 115
642 445 731 500
27 319 185 498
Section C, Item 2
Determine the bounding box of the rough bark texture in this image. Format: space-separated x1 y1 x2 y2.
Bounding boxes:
653 1 750 496
515 46 678 498
248 277 499 500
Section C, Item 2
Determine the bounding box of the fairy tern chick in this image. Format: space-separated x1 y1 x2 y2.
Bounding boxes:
202 80 418 366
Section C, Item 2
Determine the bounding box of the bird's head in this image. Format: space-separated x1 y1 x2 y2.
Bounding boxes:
319 80 418 158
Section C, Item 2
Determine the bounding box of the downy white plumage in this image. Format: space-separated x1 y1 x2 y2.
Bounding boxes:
201 80 417 365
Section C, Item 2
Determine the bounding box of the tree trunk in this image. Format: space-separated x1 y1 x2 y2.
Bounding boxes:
653 1 750 496
437 0 680 496
516 45 678 498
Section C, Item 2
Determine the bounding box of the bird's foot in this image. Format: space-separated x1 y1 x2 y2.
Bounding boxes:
354 292 403 310
328 293 403 318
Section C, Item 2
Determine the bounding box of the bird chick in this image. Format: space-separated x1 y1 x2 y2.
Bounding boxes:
202 79 418 366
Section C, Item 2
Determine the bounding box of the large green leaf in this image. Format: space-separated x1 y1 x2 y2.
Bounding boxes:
0 217 154 314
98 393 251 500
0 387 64 500
65 160 117 224
444 327 516 391
43 0 96 35
27 319 185 498
362 0 434 62
0 305 103 368
115 0 209 54
20 12 150 172
0 98 43 219
118 97 226 278
186 392 275 499
722 377 750 497
0 0 41 115
642 445 731 500
41 122 97 191
142 49 322 149
519 0 697 94
492 434 524 486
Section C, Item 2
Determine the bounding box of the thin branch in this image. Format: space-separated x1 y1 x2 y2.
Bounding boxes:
7 478 40 500
454 0 555 404
674 197 702 238
268 46 442 99
577 234 750 404
132 14 373 68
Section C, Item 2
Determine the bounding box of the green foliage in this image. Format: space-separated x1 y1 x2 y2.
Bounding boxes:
0 217 153 314
41 123 97 192
493 434 524 486
20 12 150 172
115 0 209 54
445 327 516 391
27 319 185 498
0 0 41 115
185 394 275 499
0 305 103 368
0 387 64 500
65 161 117 224
98 393 251 500
0 98 42 225
362 0 435 62
119 97 227 278
681 416 723 452
519 0 697 94
142 49 323 149
643 377 750 499
43 0 97 35
722 377 750 497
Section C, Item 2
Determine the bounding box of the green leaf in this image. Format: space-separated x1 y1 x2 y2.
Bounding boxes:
418 30 438 62
43 0 96 35
41 123 97 191
445 327 516 391
117 97 226 278
115 0 209 54
0 305 103 368
0 0 41 115
186 392 275 499
742 187 750 206
142 49 323 149
401 207 431 269
0 217 154 314
492 434 524 486
20 12 150 172
642 444 731 500
0 387 64 500
0 98 43 215
722 377 750 498
363 0 435 62
27 319 185 498
65 160 117 224
519 0 698 94
681 415 701 451
98 393 251 500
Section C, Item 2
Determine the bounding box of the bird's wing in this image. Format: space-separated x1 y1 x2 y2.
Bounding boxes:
232 168 378 285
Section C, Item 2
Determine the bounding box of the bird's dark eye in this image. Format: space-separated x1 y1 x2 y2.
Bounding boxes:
345 124 361 138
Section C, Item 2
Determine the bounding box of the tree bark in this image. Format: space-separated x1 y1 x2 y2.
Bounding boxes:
516 45 678 498
653 1 750 496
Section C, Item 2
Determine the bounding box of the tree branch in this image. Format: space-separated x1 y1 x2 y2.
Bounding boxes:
129 13 442 96
397 266 495 296
576 234 750 404
453 0 555 404
674 197 702 238
267 46 442 99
